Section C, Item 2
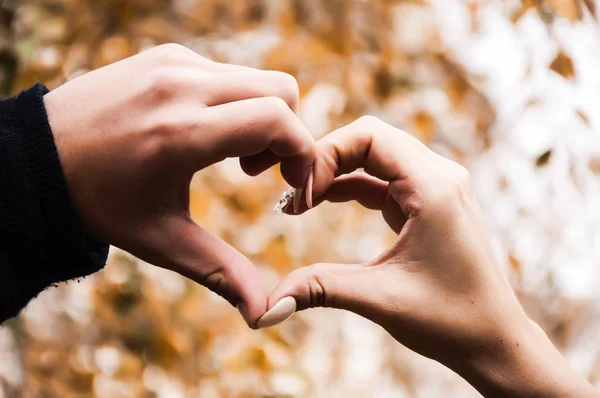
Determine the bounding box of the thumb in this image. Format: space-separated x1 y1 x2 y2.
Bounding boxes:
152 216 268 328
258 262 383 328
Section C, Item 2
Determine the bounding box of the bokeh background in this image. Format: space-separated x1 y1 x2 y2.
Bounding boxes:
1 0 600 396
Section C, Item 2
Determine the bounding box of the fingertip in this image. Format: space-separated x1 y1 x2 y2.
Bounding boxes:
237 299 268 330
240 164 261 177
239 157 260 176
236 301 253 328
256 297 297 329
280 152 316 189
240 151 280 176
307 150 336 201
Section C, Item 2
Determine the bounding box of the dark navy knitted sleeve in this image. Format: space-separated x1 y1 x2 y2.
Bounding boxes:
0 83 109 322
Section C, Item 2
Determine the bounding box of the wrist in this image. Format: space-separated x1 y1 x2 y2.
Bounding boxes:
454 315 596 397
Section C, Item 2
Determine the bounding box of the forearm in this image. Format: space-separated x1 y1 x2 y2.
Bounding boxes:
454 317 597 397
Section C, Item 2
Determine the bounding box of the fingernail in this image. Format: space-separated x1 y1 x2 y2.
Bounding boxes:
257 297 297 328
305 167 314 209
293 188 303 214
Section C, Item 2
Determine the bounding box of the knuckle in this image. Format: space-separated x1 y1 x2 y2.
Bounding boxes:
344 115 387 149
203 268 226 291
404 193 425 219
356 115 383 129
146 121 179 158
153 116 184 138
152 43 189 58
454 164 472 188
286 265 329 309
201 269 235 304
353 115 390 141
263 95 290 112
271 71 300 109
146 69 182 101
303 264 332 308
146 114 198 160
309 269 331 308
147 44 191 70
260 96 292 128
433 164 473 210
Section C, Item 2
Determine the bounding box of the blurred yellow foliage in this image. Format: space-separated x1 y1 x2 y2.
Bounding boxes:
1 0 599 397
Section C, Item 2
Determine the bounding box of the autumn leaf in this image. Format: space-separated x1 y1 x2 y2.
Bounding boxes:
508 252 521 273
547 0 582 22
523 0 543 7
583 0 597 17
576 109 590 125
589 157 600 174
438 54 471 104
412 111 436 144
512 0 541 23
512 7 531 23
536 150 552 167
374 64 393 99
549 51 575 78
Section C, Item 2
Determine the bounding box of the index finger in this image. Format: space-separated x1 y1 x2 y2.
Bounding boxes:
189 96 316 187
301 116 434 216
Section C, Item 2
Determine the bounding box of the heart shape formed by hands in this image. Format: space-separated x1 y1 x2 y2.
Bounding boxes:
43 44 597 396
39 45 597 397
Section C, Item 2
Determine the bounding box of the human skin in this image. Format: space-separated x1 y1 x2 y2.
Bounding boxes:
43 44 316 328
267 116 598 397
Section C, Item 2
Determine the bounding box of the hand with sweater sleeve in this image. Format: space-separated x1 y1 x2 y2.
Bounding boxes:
0 83 109 322
0 44 316 327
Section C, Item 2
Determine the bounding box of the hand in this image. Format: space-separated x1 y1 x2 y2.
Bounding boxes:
268 116 597 397
43 44 315 328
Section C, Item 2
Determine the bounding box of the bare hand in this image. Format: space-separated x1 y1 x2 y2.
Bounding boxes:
269 116 596 397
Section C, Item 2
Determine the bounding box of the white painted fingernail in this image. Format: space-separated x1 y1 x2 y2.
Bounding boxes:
293 188 303 214
305 167 314 209
257 297 296 328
